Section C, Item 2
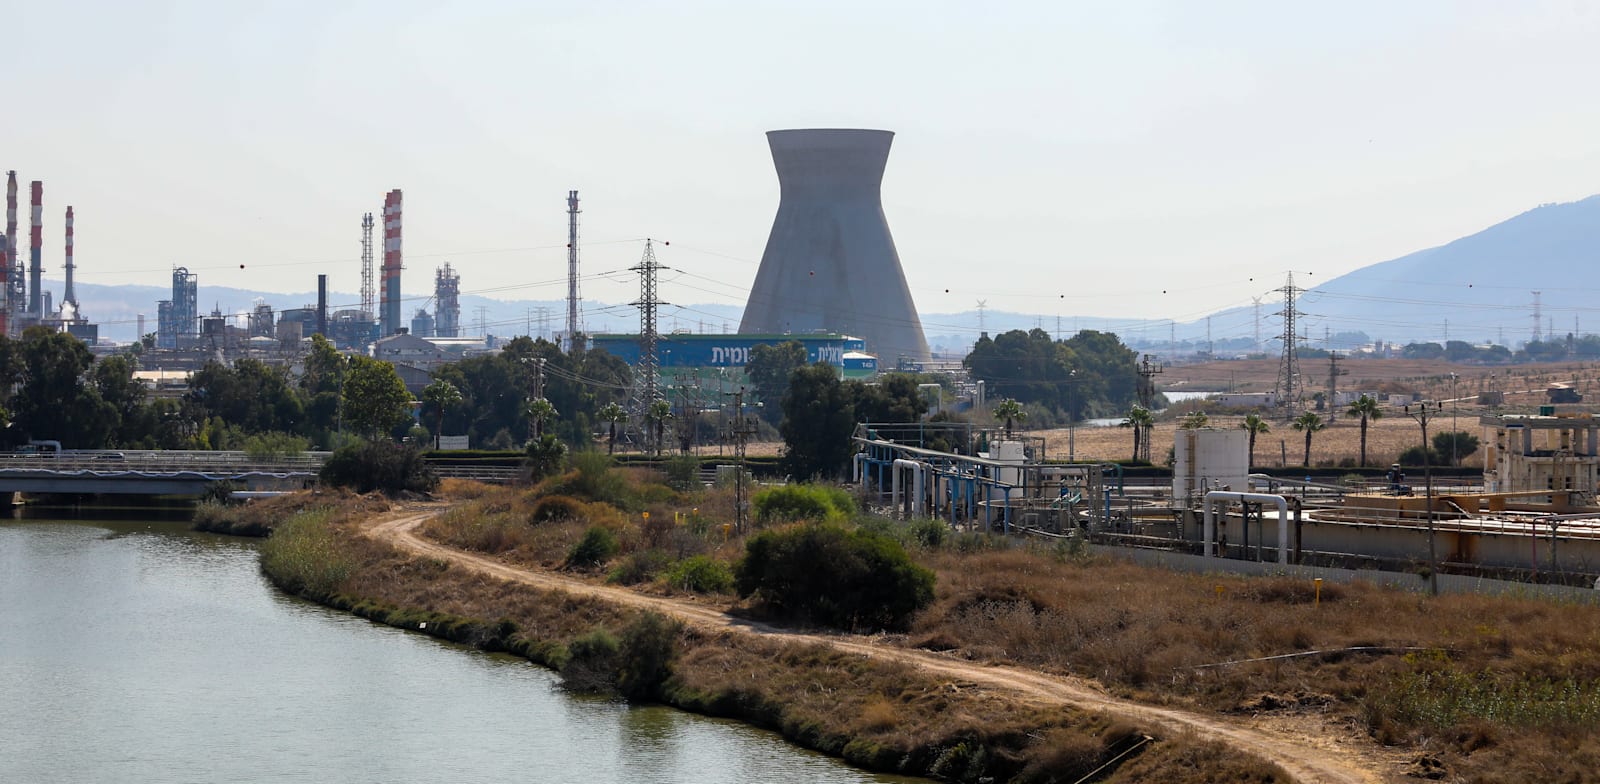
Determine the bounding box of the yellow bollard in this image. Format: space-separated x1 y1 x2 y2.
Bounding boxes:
1314 578 1323 608
1215 585 1224 599
722 523 731 541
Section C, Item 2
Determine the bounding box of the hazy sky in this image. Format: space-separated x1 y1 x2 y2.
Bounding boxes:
8 0 1600 334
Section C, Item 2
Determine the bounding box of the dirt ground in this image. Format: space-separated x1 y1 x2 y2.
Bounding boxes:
369 508 1395 784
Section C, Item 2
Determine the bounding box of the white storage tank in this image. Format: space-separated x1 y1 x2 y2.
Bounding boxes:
1172 428 1250 505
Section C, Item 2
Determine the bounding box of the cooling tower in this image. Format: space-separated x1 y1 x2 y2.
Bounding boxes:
739 129 930 363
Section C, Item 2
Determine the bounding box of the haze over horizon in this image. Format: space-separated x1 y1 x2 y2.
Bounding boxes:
7 1 1600 341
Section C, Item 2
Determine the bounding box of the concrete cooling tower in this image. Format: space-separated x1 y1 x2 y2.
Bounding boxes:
740 129 930 363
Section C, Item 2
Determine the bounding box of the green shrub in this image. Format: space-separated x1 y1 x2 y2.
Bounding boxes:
663 454 701 490
529 494 584 525
259 507 352 599
566 525 620 568
906 517 950 548
661 555 734 594
617 611 682 701
547 451 633 508
608 550 672 586
735 523 935 631
752 484 855 524
319 439 438 495
560 628 620 694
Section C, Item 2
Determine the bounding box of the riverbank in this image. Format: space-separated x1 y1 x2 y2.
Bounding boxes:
255 494 1295 783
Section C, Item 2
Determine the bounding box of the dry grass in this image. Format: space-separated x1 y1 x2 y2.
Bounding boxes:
909 539 1600 780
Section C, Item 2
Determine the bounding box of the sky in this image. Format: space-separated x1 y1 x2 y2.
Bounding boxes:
6 0 1600 336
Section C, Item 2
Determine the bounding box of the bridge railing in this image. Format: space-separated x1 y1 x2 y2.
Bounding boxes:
0 450 331 475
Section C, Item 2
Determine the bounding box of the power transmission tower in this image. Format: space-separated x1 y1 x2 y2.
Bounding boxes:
360 212 376 320
975 300 987 335
630 239 670 446
1273 273 1303 415
1531 291 1543 344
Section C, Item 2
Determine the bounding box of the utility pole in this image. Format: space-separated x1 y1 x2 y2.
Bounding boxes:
732 386 756 534
1326 351 1346 419
1404 401 1441 596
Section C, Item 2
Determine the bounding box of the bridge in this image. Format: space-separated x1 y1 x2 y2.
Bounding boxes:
0 450 523 496
0 451 327 496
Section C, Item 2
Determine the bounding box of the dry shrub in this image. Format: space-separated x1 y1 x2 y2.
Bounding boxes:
854 696 900 733
529 494 584 524
1103 733 1286 783
437 478 497 500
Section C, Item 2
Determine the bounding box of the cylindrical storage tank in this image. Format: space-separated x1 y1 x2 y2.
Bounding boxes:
1172 429 1250 503
739 129 930 363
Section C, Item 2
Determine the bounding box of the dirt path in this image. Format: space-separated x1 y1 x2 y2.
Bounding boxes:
366 509 1401 784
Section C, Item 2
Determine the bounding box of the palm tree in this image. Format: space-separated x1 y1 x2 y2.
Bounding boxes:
1291 411 1326 467
1239 413 1270 470
1345 394 1383 467
1120 405 1154 463
992 398 1026 439
1179 411 1210 430
524 397 558 442
598 402 627 455
420 380 463 450
645 399 673 457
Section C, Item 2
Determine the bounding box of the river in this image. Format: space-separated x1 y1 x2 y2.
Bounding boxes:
0 512 914 783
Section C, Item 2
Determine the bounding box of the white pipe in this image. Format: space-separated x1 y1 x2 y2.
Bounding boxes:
1203 491 1290 563
893 459 925 517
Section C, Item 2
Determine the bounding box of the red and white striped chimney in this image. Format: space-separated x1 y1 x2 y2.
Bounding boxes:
28 181 41 317
381 188 402 335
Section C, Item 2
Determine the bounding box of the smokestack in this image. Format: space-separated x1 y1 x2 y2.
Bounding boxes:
4 171 15 323
316 274 328 337
739 129 930 362
63 206 75 308
381 189 402 336
28 181 41 317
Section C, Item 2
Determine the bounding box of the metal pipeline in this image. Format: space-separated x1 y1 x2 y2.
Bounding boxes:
1203 491 1289 563
893 459 926 517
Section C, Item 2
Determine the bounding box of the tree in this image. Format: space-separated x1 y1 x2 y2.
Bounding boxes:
524 433 569 480
992 398 1025 439
598 402 627 455
319 439 437 495
1120 405 1153 463
342 356 413 439
779 363 857 480
13 327 114 447
1345 394 1383 467
420 380 463 449
745 341 808 425
524 397 558 442
1179 411 1209 429
1433 431 1480 467
1291 411 1326 467
1239 413 1270 470
644 399 673 457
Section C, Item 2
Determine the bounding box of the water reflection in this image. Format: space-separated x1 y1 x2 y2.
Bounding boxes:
0 515 918 783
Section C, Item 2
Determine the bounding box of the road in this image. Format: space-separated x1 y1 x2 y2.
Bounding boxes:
366 509 1401 784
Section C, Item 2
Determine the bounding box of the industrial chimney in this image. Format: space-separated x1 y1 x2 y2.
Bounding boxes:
381 189 403 336
739 129 930 363
63 206 76 309
28 180 42 317
4 171 16 322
